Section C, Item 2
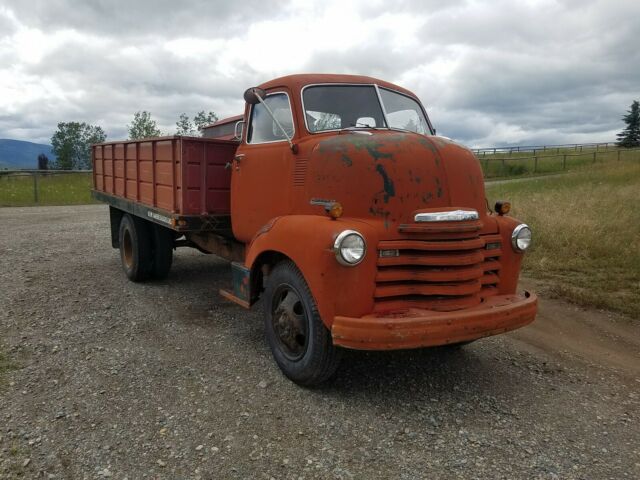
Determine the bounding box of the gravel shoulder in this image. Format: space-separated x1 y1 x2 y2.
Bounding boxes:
1 205 638 479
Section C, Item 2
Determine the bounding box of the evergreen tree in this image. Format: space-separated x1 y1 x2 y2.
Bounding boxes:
127 111 162 139
616 100 640 148
37 153 49 170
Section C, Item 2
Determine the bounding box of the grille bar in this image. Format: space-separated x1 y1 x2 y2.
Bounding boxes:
378 251 486 267
374 280 482 298
376 266 484 283
379 238 485 251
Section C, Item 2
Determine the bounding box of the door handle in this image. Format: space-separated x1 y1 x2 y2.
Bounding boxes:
232 154 245 171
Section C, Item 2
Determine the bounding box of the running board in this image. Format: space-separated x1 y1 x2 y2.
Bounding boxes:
219 262 252 309
219 289 251 309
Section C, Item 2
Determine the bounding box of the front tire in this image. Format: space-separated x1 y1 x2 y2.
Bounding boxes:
264 261 342 386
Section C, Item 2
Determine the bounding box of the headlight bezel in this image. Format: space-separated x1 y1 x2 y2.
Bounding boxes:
511 224 532 253
333 230 366 266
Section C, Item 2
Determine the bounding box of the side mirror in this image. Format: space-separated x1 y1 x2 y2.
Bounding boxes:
234 120 245 140
243 87 267 105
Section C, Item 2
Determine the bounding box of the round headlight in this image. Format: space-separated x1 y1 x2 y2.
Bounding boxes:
511 224 532 252
334 230 366 266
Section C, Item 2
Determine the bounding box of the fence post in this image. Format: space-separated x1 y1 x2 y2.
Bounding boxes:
562 154 567 170
33 172 39 204
617 150 621 161
592 151 596 163
533 156 538 173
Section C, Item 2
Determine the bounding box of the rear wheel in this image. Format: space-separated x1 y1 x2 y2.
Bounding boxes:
264 261 342 386
150 224 173 280
119 214 152 282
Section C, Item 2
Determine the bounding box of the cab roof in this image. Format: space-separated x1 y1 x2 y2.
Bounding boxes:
257 74 418 99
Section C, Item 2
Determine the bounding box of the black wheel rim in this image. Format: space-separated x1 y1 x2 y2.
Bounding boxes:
271 284 308 361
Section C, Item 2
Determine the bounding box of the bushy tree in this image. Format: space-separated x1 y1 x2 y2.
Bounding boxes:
51 122 106 170
128 111 162 140
617 100 640 148
193 111 218 133
175 113 196 136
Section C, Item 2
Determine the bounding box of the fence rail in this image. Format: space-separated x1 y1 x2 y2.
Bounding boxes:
477 146 640 177
473 142 617 156
0 169 93 206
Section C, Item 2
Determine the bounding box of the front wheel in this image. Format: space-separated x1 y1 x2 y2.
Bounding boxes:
264 261 342 386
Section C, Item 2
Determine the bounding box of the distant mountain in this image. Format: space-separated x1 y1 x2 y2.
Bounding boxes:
0 139 57 169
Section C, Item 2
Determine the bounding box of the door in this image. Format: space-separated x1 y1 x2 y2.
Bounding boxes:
230 90 296 243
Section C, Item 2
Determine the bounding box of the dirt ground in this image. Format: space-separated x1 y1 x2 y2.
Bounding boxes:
1 205 638 479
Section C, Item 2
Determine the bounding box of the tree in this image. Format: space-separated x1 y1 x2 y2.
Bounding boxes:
127 111 162 140
37 153 49 170
175 113 196 136
617 100 640 148
51 122 106 170
193 111 218 134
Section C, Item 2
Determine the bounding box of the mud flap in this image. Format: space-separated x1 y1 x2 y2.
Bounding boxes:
219 262 252 308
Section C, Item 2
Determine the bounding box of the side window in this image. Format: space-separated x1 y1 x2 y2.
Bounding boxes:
247 93 294 144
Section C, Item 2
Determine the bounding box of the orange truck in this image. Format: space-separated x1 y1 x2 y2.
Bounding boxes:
92 74 537 385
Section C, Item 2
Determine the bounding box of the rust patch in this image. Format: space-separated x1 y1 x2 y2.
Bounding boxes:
375 164 395 203
435 177 443 198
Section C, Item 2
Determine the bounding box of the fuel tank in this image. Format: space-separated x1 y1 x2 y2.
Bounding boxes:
304 131 487 230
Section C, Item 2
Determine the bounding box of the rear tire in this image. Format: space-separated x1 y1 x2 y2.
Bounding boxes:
118 214 152 282
150 224 173 280
264 261 342 386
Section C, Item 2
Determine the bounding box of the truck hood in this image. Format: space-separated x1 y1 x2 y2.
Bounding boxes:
305 131 489 231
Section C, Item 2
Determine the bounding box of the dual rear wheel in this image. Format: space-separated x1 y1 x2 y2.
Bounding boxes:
118 214 173 281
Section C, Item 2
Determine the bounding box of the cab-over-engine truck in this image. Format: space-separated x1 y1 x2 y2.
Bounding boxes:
92 74 537 385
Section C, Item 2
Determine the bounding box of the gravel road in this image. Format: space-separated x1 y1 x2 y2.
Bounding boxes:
1 205 638 479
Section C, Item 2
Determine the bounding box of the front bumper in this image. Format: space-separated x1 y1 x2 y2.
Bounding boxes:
332 291 537 350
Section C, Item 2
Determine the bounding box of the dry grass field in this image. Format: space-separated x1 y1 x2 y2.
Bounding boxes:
486 158 640 318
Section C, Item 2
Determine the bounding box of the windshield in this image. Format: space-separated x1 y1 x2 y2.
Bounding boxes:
303 84 431 135
303 85 387 132
379 88 430 135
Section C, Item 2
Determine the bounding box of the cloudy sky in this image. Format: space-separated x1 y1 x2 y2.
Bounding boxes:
1 0 638 147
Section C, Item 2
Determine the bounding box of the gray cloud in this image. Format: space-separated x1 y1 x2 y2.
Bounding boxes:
1 0 639 147
2 0 288 38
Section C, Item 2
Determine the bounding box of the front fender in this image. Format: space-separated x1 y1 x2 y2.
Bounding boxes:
245 215 379 327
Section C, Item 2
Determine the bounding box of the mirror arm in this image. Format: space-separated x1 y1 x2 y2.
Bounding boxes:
253 95 297 153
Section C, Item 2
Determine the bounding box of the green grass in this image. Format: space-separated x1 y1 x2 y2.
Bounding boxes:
479 147 640 179
486 158 640 318
0 172 97 207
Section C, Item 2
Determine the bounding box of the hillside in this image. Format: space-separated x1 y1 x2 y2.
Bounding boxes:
0 139 57 169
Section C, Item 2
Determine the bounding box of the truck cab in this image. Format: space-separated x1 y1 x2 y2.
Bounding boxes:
93 73 537 386
228 74 536 384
